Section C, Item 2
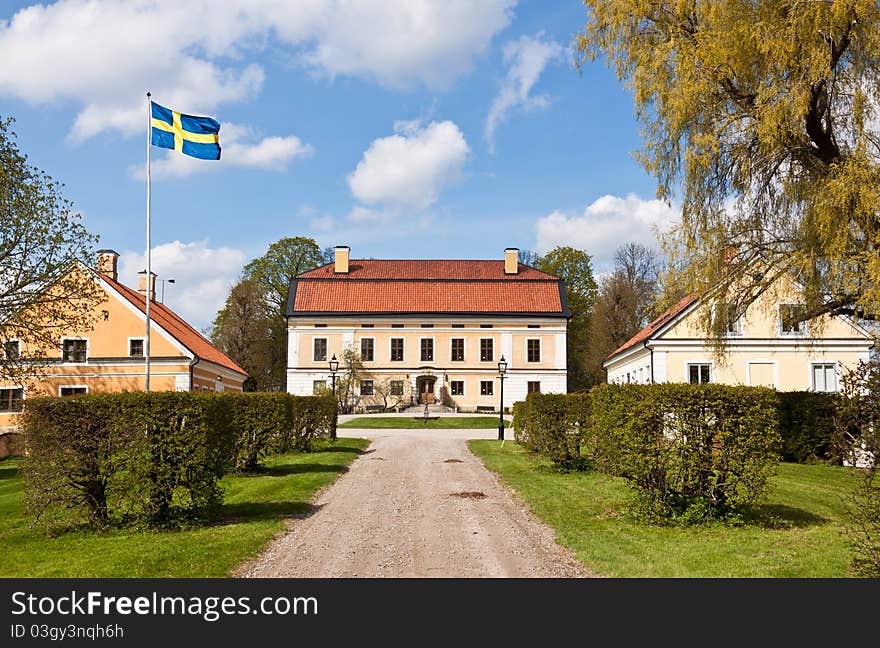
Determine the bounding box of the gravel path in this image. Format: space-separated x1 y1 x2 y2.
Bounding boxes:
240 430 590 578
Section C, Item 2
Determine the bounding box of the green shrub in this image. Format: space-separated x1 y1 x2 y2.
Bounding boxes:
288 395 337 451
590 383 781 523
511 400 528 442
517 392 589 468
222 392 292 471
777 391 839 463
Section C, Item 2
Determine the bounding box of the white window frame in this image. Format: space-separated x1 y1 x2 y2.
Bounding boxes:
480 380 494 396
3 339 21 360
313 380 327 394
419 336 435 363
390 380 405 396
389 337 405 362
360 337 375 362
360 379 374 396
810 361 839 393
128 336 146 358
450 337 465 362
58 385 89 396
312 337 328 362
526 338 541 363
686 362 712 385
527 380 541 394
450 380 465 396
745 359 778 388
0 385 25 412
479 337 494 362
779 303 809 337
60 337 89 364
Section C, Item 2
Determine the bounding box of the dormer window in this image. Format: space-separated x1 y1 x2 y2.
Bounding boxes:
780 304 808 336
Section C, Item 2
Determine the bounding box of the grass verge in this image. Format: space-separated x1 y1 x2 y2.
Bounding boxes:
340 416 508 429
469 440 861 577
0 438 369 577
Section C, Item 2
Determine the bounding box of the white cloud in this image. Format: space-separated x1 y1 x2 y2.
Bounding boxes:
534 194 680 270
118 240 246 330
347 120 470 210
346 205 391 225
130 123 313 179
485 32 562 152
0 1 514 141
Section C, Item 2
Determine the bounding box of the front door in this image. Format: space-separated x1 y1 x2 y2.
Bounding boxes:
418 377 436 404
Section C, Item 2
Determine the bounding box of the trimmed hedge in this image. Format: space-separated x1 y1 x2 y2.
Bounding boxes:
514 393 590 467
777 391 839 463
20 391 337 529
590 383 781 522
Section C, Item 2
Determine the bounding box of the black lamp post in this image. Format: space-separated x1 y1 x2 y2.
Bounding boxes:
497 355 507 440
329 354 339 395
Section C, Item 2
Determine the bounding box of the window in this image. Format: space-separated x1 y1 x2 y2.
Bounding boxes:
527 324 540 329
129 339 144 357
527 339 541 362
390 380 404 396
812 363 838 392
420 338 434 362
391 324 404 328
361 324 374 328
313 380 326 394
452 324 465 328
527 381 541 394
480 338 494 362
480 380 494 396
450 380 464 396
360 380 374 396
60 386 87 397
722 304 742 336
314 323 327 328
420 324 433 328
480 324 493 329
3 340 20 359
0 388 23 412
451 338 464 362
313 338 327 362
780 304 808 335
62 339 87 363
390 338 404 361
360 338 374 362
688 364 711 384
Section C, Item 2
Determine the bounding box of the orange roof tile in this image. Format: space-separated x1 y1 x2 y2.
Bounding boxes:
101 274 247 376
290 260 566 316
606 295 698 361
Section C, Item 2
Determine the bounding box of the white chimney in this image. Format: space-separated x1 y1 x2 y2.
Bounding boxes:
334 245 350 274
138 270 156 302
504 248 519 275
96 249 119 281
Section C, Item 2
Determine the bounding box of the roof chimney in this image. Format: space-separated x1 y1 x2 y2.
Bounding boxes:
96 249 119 282
138 270 156 302
504 248 519 275
334 245 350 274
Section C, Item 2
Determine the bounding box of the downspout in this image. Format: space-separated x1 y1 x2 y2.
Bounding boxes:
647 342 654 384
189 355 200 392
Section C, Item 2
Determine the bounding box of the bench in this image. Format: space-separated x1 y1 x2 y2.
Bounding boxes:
364 405 386 413
476 405 496 413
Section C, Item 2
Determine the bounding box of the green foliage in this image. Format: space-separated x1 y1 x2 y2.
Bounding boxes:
0 116 101 381
515 393 590 469
835 359 880 576
20 392 337 530
777 391 839 464
589 383 781 523
577 1 880 334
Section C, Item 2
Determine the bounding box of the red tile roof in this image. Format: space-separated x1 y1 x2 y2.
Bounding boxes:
100 274 247 376
606 295 698 361
290 260 566 316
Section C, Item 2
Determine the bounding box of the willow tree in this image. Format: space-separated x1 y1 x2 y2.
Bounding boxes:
577 1 880 335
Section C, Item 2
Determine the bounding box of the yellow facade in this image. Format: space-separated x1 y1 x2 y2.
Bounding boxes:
604 278 875 391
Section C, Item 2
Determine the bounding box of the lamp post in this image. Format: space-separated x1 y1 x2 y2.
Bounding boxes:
497 355 507 440
159 278 175 303
329 354 339 395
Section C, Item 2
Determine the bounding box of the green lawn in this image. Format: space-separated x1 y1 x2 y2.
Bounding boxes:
0 438 369 577
340 416 508 429
469 440 862 578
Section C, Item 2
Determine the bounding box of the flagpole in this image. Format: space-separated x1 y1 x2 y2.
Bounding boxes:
145 91 152 393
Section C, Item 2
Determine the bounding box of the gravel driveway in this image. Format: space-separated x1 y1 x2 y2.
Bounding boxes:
240 429 589 578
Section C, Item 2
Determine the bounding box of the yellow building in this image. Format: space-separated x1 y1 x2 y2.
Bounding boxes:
285 246 569 410
0 250 246 432
603 278 875 391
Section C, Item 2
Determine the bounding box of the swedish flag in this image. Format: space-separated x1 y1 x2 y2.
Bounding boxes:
150 101 221 160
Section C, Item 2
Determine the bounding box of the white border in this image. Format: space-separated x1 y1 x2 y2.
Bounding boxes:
312 337 328 362
419 336 435 363
526 337 541 363
58 385 89 396
745 358 778 388
59 336 89 364
389 336 405 362
450 337 465 362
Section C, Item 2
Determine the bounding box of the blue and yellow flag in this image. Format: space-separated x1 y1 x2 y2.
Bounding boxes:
150 102 221 160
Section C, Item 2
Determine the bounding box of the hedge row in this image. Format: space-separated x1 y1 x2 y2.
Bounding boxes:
20 392 337 529
513 383 781 521
776 391 839 463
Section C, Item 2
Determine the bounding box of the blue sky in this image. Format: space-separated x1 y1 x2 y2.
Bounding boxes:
0 1 678 329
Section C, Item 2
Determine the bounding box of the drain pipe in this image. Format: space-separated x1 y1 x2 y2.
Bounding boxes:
189 355 200 391
647 342 654 384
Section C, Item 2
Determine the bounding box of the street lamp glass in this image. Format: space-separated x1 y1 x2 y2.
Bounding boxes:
498 356 508 374
329 354 339 372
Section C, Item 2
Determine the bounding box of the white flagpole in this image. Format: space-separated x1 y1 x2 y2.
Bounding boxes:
145 91 152 392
